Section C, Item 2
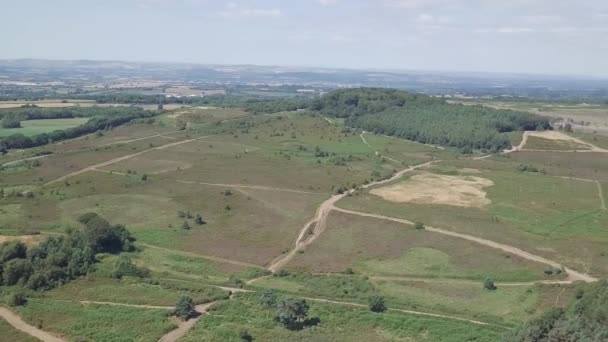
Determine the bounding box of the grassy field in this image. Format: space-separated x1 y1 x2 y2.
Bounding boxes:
252 272 573 325
287 211 554 282
0 118 89 137
523 136 591 150
1 105 605 341
181 292 505 342
338 167 608 277
16 299 175 341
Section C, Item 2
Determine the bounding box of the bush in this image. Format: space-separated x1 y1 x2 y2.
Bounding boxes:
175 293 196 320
483 277 497 291
414 222 425 230
111 255 149 279
368 295 387 313
5 292 27 307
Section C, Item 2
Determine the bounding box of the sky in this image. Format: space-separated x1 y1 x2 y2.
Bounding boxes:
1 0 608 77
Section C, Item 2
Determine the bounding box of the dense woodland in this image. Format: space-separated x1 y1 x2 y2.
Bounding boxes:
0 213 135 297
504 280 608 341
0 107 156 152
242 88 552 152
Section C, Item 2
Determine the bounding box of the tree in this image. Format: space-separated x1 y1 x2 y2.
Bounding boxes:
1 116 22 129
414 222 425 230
483 277 497 290
141 174 148 181
5 292 27 307
181 221 191 230
175 293 196 320
3 259 34 285
111 255 149 279
275 298 309 330
0 241 27 262
368 295 387 313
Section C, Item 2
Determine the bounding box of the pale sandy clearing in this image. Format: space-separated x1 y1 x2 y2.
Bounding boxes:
370 173 494 208
0 235 42 246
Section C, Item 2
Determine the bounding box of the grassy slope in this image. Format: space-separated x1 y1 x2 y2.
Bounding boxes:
338 167 608 277
182 293 504 342
16 299 175 342
288 211 554 282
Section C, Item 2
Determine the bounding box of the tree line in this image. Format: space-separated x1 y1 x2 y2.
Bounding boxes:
0 213 134 295
0 107 156 152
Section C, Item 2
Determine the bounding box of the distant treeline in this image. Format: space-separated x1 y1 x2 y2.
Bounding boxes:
0 107 155 152
239 88 552 152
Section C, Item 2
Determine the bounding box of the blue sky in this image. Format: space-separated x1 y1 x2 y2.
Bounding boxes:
1 0 607 76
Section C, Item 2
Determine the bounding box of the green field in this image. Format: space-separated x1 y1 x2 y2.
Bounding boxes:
0 118 89 137
16 299 175 341
0 103 605 341
181 293 505 342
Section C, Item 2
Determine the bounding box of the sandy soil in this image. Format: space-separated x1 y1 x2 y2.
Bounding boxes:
370 173 494 208
0 235 42 246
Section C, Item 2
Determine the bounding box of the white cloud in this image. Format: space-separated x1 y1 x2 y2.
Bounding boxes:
316 0 338 6
218 2 282 18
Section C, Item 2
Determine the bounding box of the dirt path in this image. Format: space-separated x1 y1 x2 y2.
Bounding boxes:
157 302 216 342
597 181 607 210
0 307 66 342
99 130 182 147
364 276 574 287
78 301 174 310
173 179 328 196
1 154 52 168
267 160 437 272
300 297 502 327
360 131 402 164
333 208 597 283
44 136 211 186
139 242 265 270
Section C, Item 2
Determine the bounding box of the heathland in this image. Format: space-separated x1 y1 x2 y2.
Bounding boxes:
0 89 606 341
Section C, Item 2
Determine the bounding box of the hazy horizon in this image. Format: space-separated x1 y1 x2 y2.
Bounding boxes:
1 0 607 77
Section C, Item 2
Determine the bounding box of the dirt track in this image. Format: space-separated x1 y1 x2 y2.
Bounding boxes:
43 136 211 186
0 307 66 342
300 297 503 327
333 207 597 283
158 302 217 342
267 160 437 272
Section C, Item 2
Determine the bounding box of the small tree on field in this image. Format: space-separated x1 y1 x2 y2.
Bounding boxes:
414 222 425 230
483 277 497 291
275 298 309 330
194 214 205 225
181 221 191 230
368 295 387 313
175 293 196 320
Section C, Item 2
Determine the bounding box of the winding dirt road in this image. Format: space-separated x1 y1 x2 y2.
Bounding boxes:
0 307 66 342
267 160 437 272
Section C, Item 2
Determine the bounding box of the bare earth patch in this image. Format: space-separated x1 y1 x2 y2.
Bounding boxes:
524 131 605 151
370 173 494 208
0 235 42 246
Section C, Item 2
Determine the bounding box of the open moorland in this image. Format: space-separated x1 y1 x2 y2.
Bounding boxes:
0 89 606 341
